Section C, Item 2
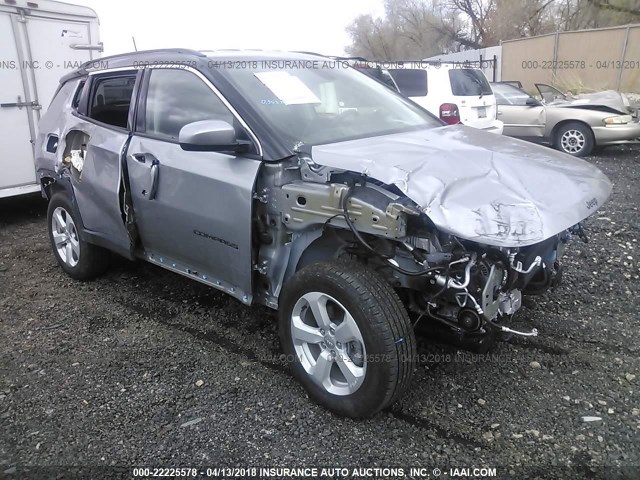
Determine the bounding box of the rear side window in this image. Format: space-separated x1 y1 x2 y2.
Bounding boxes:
72 80 86 109
448 69 492 96
144 69 234 140
88 75 136 128
388 69 428 97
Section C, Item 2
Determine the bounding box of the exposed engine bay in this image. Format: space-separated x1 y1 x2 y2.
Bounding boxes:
252 152 588 345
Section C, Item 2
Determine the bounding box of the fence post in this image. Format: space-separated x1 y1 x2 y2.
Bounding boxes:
617 25 631 91
493 54 498 82
552 31 560 84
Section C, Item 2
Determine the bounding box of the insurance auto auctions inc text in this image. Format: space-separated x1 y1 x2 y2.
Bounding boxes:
219 466 498 478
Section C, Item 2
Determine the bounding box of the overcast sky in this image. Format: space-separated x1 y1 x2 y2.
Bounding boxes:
79 0 386 57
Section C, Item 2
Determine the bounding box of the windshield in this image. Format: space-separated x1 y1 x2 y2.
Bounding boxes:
448 69 493 97
219 63 442 147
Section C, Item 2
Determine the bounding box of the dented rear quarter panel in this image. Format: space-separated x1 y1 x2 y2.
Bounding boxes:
35 79 80 179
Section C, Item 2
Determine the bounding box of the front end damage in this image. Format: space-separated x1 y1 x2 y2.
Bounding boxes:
253 126 612 348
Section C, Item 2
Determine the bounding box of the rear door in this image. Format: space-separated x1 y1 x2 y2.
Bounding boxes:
126 67 262 302
447 68 496 129
1 5 100 193
67 71 139 256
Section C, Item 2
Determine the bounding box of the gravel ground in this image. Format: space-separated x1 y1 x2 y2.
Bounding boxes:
0 146 638 479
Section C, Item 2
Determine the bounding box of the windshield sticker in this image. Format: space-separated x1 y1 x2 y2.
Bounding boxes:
254 71 321 105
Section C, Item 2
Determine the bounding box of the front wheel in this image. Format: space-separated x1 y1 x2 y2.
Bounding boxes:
279 261 416 418
554 122 594 157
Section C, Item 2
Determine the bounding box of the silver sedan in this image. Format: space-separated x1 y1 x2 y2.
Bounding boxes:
492 82 640 156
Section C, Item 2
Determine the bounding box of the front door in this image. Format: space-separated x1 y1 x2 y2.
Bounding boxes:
498 104 546 138
495 86 546 139
126 68 262 301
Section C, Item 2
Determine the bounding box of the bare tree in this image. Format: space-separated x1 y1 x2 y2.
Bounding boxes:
346 0 451 59
345 0 639 59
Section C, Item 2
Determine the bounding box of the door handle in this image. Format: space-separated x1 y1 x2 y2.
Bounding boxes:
130 153 159 199
148 160 159 200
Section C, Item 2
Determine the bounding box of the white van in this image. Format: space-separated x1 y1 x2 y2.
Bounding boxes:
388 63 503 134
0 0 100 199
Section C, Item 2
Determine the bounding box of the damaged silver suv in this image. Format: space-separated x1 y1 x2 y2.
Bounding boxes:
36 50 612 418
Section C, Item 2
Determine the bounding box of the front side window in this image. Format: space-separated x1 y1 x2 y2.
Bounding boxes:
144 69 234 140
88 75 136 128
492 84 534 106
220 64 440 147
448 69 492 97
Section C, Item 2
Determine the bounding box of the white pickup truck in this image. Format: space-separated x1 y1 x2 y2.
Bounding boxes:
0 0 100 199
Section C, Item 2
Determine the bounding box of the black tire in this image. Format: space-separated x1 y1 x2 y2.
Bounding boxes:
279 260 416 418
47 192 110 280
554 121 594 157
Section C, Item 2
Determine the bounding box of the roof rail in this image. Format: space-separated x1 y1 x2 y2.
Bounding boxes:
59 48 207 84
79 48 205 69
331 56 370 62
291 51 329 58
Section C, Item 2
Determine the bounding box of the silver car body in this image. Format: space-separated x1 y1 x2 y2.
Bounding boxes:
493 82 640 147
35 50 612 338
37 66 260 304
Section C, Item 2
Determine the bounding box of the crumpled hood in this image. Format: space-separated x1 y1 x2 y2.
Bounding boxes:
549 90 630 114
311 125 612 247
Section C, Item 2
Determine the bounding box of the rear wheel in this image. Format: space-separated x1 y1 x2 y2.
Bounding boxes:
279 261 415 418
554 122 594 157
47 193 110 280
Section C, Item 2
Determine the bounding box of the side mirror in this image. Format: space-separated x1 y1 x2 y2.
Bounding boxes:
525 97 540 107
179 120 249 152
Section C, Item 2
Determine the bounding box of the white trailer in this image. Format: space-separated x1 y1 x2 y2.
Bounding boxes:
0 0 100 198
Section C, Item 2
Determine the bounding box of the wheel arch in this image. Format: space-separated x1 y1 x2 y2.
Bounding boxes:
41 173 135 260
294 229 347 272
273 227 354 304
40 175 66 201
551 119 595 146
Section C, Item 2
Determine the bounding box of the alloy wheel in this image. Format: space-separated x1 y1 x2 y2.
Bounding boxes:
290 291 367 395
51 207 80 267
560 129 586 154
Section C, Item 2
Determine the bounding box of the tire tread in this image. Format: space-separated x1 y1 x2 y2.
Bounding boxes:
280 260 416 417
